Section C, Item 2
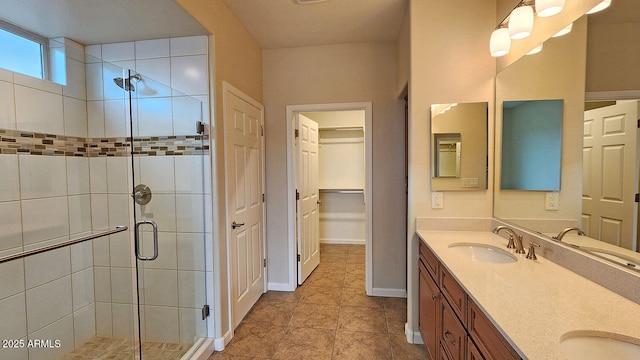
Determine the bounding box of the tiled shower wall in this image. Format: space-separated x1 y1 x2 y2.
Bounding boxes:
0 39 96 360
0 35 211 360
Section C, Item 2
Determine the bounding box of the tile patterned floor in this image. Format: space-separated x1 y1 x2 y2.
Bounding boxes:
209 244 428 360
62 336 191 360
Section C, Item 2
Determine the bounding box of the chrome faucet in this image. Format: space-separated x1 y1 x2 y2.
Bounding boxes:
493 226 526 254
553 227 585 241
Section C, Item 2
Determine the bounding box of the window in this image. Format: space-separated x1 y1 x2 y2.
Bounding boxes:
0 20 49 79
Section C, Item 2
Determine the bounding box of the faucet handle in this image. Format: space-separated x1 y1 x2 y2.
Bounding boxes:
506 235 516 249
526 241 541 260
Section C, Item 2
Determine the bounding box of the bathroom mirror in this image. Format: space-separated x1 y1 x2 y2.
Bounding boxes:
501 99 563 191
494 0 640 271
431 102 488 191
433 133 461 178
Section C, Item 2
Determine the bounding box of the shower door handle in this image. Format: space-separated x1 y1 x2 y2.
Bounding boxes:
135 220 159 261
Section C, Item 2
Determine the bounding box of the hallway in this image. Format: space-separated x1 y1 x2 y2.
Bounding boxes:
209 244 427 359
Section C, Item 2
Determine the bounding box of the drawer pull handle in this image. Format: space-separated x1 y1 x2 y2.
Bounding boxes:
432 294 438 300
444 331 456 345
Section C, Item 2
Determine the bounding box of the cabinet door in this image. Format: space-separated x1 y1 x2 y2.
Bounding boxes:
419 259 440 360
440 266 467 322
468 338 484 360
440 343 452 360
468 300 520 360
441 299 466 360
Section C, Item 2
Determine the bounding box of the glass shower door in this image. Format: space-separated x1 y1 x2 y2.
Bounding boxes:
125 69 209 359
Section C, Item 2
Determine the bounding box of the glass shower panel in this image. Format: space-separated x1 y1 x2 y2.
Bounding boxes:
87 54 139 359
126 69 208 359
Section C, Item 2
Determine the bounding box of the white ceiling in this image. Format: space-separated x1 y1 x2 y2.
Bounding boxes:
0 0 207 45
222 0 408 49
0 0 407 48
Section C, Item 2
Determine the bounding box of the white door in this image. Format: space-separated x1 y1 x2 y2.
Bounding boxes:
296 114 320 284
225 85 265 328
583 101 638 250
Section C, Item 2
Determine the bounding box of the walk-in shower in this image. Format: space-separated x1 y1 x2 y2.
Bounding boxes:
113 73 142 92
0 36 212 360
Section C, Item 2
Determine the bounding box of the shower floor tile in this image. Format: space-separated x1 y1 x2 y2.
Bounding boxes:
63 336 191 360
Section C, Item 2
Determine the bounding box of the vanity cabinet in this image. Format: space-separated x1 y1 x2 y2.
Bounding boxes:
419 255 440 360
419 241 521 360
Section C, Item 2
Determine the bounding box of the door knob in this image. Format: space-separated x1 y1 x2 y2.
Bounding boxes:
232 221 245 229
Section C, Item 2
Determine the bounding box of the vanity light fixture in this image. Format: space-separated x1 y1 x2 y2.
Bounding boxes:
509 5 534 39
587 0 612 14
490 0 567 57
552 22 573 37
490 27 511 57
535 0 565 17
526 43 543 55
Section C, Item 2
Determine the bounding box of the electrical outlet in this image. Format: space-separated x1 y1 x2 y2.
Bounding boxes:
462 178 479 188
545 192 559 210
432 192 444 209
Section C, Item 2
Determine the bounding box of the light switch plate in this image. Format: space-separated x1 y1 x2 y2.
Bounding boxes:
432 192 444 209
545 192 559 210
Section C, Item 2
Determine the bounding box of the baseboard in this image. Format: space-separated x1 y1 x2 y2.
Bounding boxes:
267 282 296 291
320 238 365 245
405 323 424 345
213 330 231 351
371 287 407 298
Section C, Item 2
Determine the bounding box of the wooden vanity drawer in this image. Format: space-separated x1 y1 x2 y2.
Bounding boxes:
441 299 467 360
468 300 520 360
419 241 440 280
440 266 467 323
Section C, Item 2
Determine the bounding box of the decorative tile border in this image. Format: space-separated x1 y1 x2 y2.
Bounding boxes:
0 128 209 157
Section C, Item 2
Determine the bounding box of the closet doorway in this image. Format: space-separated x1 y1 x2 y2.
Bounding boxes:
286 103 373 294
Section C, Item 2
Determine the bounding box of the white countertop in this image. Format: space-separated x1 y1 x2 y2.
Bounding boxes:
417 230 640 360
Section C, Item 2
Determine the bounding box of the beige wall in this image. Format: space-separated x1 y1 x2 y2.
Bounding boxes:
263 42 407 292
586 21 640 92
406 0 496 339
397 4 410 96
175 0 263 342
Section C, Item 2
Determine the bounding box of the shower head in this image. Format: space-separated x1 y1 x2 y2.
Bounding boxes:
113 74 142 92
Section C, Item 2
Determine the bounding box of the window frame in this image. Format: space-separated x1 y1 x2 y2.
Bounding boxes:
0 19 50 80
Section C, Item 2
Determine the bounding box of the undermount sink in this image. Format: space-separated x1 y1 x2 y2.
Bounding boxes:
560 331 640 360
448 242 517 264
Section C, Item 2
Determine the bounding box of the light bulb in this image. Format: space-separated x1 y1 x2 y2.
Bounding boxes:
535 0 565 17
527 43 543 55
587 0 612 14
552 23 573 37
509 6 534 40
490 28 511 57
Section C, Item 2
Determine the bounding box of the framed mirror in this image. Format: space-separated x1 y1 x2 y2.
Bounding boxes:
494 0 640 272
431 102 488 191
501 99 563 191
